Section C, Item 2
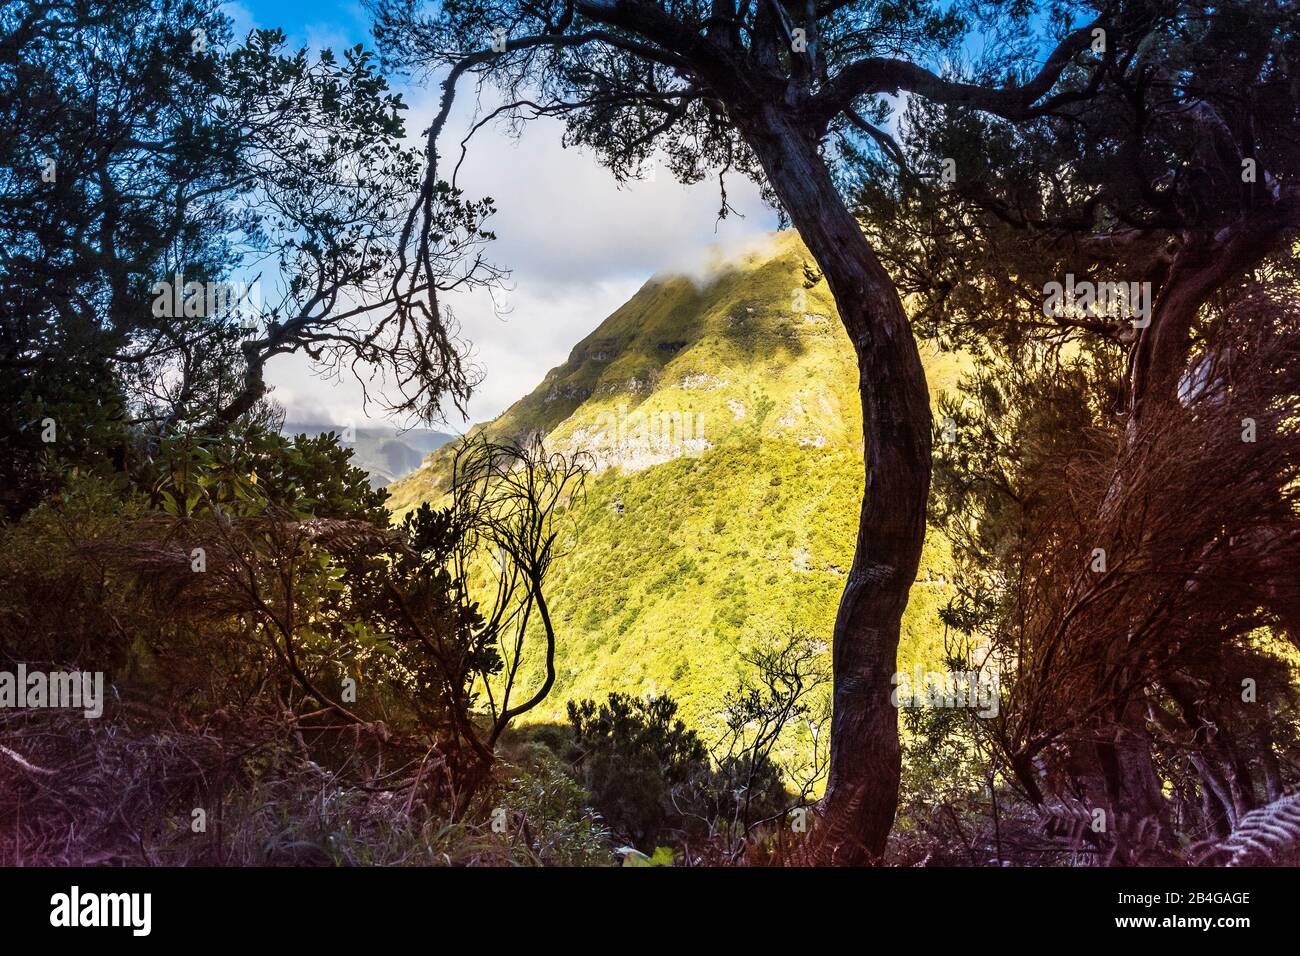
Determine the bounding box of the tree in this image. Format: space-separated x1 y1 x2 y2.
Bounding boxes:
858 0 1300 427
370 0 1164 861
705 627 830 860
927 290 1300 862
855 0 1300 857
0 0 497 504
89 432 587 814
355 436 590 811
567 692 710 849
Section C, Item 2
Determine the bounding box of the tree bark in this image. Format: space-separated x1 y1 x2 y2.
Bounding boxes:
1094 208 1298 857
738 104 932 864
1100 221 1290 852
1096 696 1173 863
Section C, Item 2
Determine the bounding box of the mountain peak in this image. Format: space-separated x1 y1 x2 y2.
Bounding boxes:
387 230 885 507
384 231 964 727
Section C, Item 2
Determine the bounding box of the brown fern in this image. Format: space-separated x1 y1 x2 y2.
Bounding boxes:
1201 792 1300 866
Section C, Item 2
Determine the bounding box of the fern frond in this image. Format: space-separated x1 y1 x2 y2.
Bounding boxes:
1205 792 1300 866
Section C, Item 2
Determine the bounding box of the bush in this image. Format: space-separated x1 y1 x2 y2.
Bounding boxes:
566 693 708 849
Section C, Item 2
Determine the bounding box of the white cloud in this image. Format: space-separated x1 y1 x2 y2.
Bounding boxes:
439 100 773 286
270 84 777 430
453 276 646 426
223 2 256 39
225 3 779 430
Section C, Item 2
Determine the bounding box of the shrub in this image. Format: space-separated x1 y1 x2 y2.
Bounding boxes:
566 693 708 849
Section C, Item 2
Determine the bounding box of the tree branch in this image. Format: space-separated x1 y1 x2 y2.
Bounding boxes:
812 17 1104 128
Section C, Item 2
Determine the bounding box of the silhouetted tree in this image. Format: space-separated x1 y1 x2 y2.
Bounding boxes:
1 0 497 518
369 0 1169 862
857 0 1300 857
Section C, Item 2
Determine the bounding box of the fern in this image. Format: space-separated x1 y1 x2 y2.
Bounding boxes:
1205 792 1300 866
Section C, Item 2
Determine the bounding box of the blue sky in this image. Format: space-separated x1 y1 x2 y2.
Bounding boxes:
226 1 778 431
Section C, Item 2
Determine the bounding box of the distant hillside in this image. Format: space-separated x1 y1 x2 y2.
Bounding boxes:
387 231 966 729
284 421 456 488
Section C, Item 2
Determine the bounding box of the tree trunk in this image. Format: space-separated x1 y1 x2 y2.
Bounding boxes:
739 104 933 864
1094 227 1276 858
1096 696 1172 863
1256 719 1284 804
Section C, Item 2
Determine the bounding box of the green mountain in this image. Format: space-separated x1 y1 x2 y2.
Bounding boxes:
387 231 965 729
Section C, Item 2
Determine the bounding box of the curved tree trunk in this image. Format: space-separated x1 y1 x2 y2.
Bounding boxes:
739 105 933 864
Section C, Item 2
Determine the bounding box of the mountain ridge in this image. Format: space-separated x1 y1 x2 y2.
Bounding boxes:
387 231 965 728
285 421 456 488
